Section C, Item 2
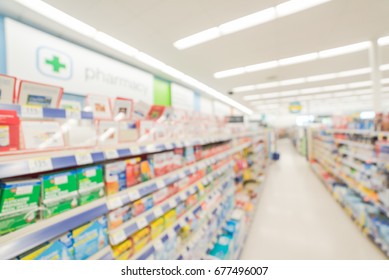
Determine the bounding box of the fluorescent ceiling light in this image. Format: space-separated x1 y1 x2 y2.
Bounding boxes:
173 27 220 50
300 87 321 94
245 61 278 72
323 84 347 91
233 85 257 93
280 90 299 97
14 0 97 37
347 81 372 89
378 36 389 46
261 92 279 99
95 32 139 57
215 41 369 79
279 78 305 86
318 41 371 58
234 67 370 93
380 64 389 71
174 0 331 50
279 53 318 66
219 8 276 35
353 89 372 95
306 73 337 82
359 95 373 101
382 78 389 84
16 0 252 115
276 0 331 17
244 95 262 101
337 67 370 77
214 67 245 79
256 82 279 90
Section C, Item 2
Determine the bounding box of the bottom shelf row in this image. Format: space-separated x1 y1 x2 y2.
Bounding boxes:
12 165 263 260
311 162 389 258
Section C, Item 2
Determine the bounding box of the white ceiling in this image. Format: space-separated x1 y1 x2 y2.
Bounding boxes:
2 0 389 115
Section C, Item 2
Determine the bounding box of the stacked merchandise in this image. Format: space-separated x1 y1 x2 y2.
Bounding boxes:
311 113 389 258
0 76 267 260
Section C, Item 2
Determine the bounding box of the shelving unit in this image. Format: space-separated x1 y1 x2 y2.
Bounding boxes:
312 127 389 258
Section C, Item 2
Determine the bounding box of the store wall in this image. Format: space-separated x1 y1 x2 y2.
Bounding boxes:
171 83 195 111
0 16 6 74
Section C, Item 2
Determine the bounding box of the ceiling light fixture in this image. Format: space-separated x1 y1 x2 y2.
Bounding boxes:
15 0 252 115
232 67 371 93
378 36 389 46
215 41 370 79
174 0 331 50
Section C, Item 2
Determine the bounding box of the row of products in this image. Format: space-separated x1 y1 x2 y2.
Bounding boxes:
312 162 389 255
332 113 389 131
0 141 232 236
0 165 105 235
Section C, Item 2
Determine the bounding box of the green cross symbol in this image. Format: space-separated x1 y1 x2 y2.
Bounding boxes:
45 56 66 73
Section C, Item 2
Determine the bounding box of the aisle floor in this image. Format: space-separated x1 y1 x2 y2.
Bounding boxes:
241 139 386 260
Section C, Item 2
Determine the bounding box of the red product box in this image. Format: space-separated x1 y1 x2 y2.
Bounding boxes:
125 158 141 187
0 110 20 152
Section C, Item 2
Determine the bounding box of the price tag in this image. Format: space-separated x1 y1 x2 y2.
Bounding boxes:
146 144 155 153
156 180 165 189
21 105 43 119
131 146 141 155
75 153 93 165
154 239 164 250
28 157 53 173
154 207 164 217
107 197 123 210
66 109 81 119
112 230 126 245
105 150 119 159
128 191 140 201
136 218 148 229
165 143 173 150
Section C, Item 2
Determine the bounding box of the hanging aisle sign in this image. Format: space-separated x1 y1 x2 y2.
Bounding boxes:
4 18 154 104
289 101 302 114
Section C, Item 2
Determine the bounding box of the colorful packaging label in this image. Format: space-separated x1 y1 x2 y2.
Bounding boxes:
125 158 141 187
132 226 151 253
77 165 104 193
0 211 37 235
78 188 104 206
20 232 74 260
105 162 126 195
107 204 132 230
43 197 79 218
41 171 78 203
112 238 133 259
72 216 108 260
150 217 165 240
0 179 40 215
163 209 176 228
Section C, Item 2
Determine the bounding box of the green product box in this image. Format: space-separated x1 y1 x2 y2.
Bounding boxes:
43 197 79 219
77 165 104 193
0 179 41 234
0 211 38 235
41 171 78 203
79 188 104 206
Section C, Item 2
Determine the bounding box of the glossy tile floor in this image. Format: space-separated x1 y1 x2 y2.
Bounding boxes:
241 139 386 260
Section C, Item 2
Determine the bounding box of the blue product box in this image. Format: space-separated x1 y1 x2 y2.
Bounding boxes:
72 216 108 260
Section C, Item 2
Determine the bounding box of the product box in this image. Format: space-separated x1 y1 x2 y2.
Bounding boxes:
185 193 198 209
43 197 79 219
140 159 154 182
173 148 184 169
208 234 232 260
150 153 167 177
20 232 74 260
112 238 134 260
184 146 196 165
125 158 141 187
132 199 145 216
163 209 176 228
143 195 154 212
175 202 186 218
132 226 151 253
153 187 169 205
150 217 165 240
105 161 127 195
0 110 20 152
107 204 132 230
0 178 40 234
72 216 108 260
41 171 78 203
77 165 105 205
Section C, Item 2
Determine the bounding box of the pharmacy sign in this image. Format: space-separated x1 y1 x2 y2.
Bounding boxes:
37 47 72 80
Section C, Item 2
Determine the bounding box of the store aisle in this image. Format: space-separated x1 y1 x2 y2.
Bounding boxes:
241 139 385 260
